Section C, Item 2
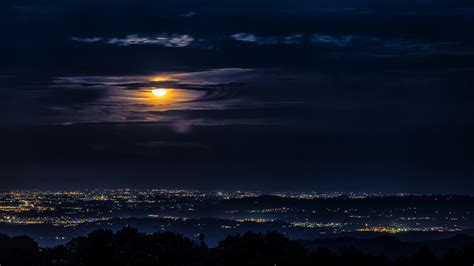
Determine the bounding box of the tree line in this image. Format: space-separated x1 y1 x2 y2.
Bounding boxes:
0 227 473 266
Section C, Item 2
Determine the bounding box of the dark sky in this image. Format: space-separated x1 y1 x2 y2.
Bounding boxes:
1 0 474 193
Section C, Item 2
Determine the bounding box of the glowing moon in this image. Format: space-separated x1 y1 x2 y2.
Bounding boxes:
151 88 168 97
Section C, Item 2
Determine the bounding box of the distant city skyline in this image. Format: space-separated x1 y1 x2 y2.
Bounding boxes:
0 188 471 246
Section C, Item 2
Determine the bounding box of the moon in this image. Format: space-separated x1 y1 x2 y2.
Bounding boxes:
151 88 168 97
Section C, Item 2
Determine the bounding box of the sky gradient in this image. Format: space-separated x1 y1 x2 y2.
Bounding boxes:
1 0 474 193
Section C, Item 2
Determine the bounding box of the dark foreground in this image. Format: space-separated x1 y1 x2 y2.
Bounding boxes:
1 228 473 266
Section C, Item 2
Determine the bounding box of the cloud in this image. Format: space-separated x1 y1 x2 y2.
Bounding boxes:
283 34 304 44
180 11 196 17
41 68 267 125
72 34 195 48
108 34 194 47
229 32 469 56
71 37 103 43
230 33 303 45
231 32 358 47
71 30 470 58
310 34 466 56
311 34 355 47
54 68 256 88
231 33 259 43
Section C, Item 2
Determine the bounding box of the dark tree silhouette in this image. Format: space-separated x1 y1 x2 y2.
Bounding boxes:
1 228 473 266
215 231 310 266
0 234 38 266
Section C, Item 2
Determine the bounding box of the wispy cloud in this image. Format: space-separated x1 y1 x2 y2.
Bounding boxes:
231 33 303 45
230 32 361 46
311 34 355 47
230 32 468 56
46 68 263 125
72 34 195 48
108 34 194 47
71 37 103 43
179 11 196 17
231 33 259 43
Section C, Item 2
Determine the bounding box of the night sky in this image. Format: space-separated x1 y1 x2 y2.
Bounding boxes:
1 0 474 193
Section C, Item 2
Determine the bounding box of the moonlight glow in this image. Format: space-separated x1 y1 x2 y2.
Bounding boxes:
151 88 168 97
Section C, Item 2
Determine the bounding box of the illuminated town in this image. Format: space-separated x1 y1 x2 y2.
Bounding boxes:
0 189 471 246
